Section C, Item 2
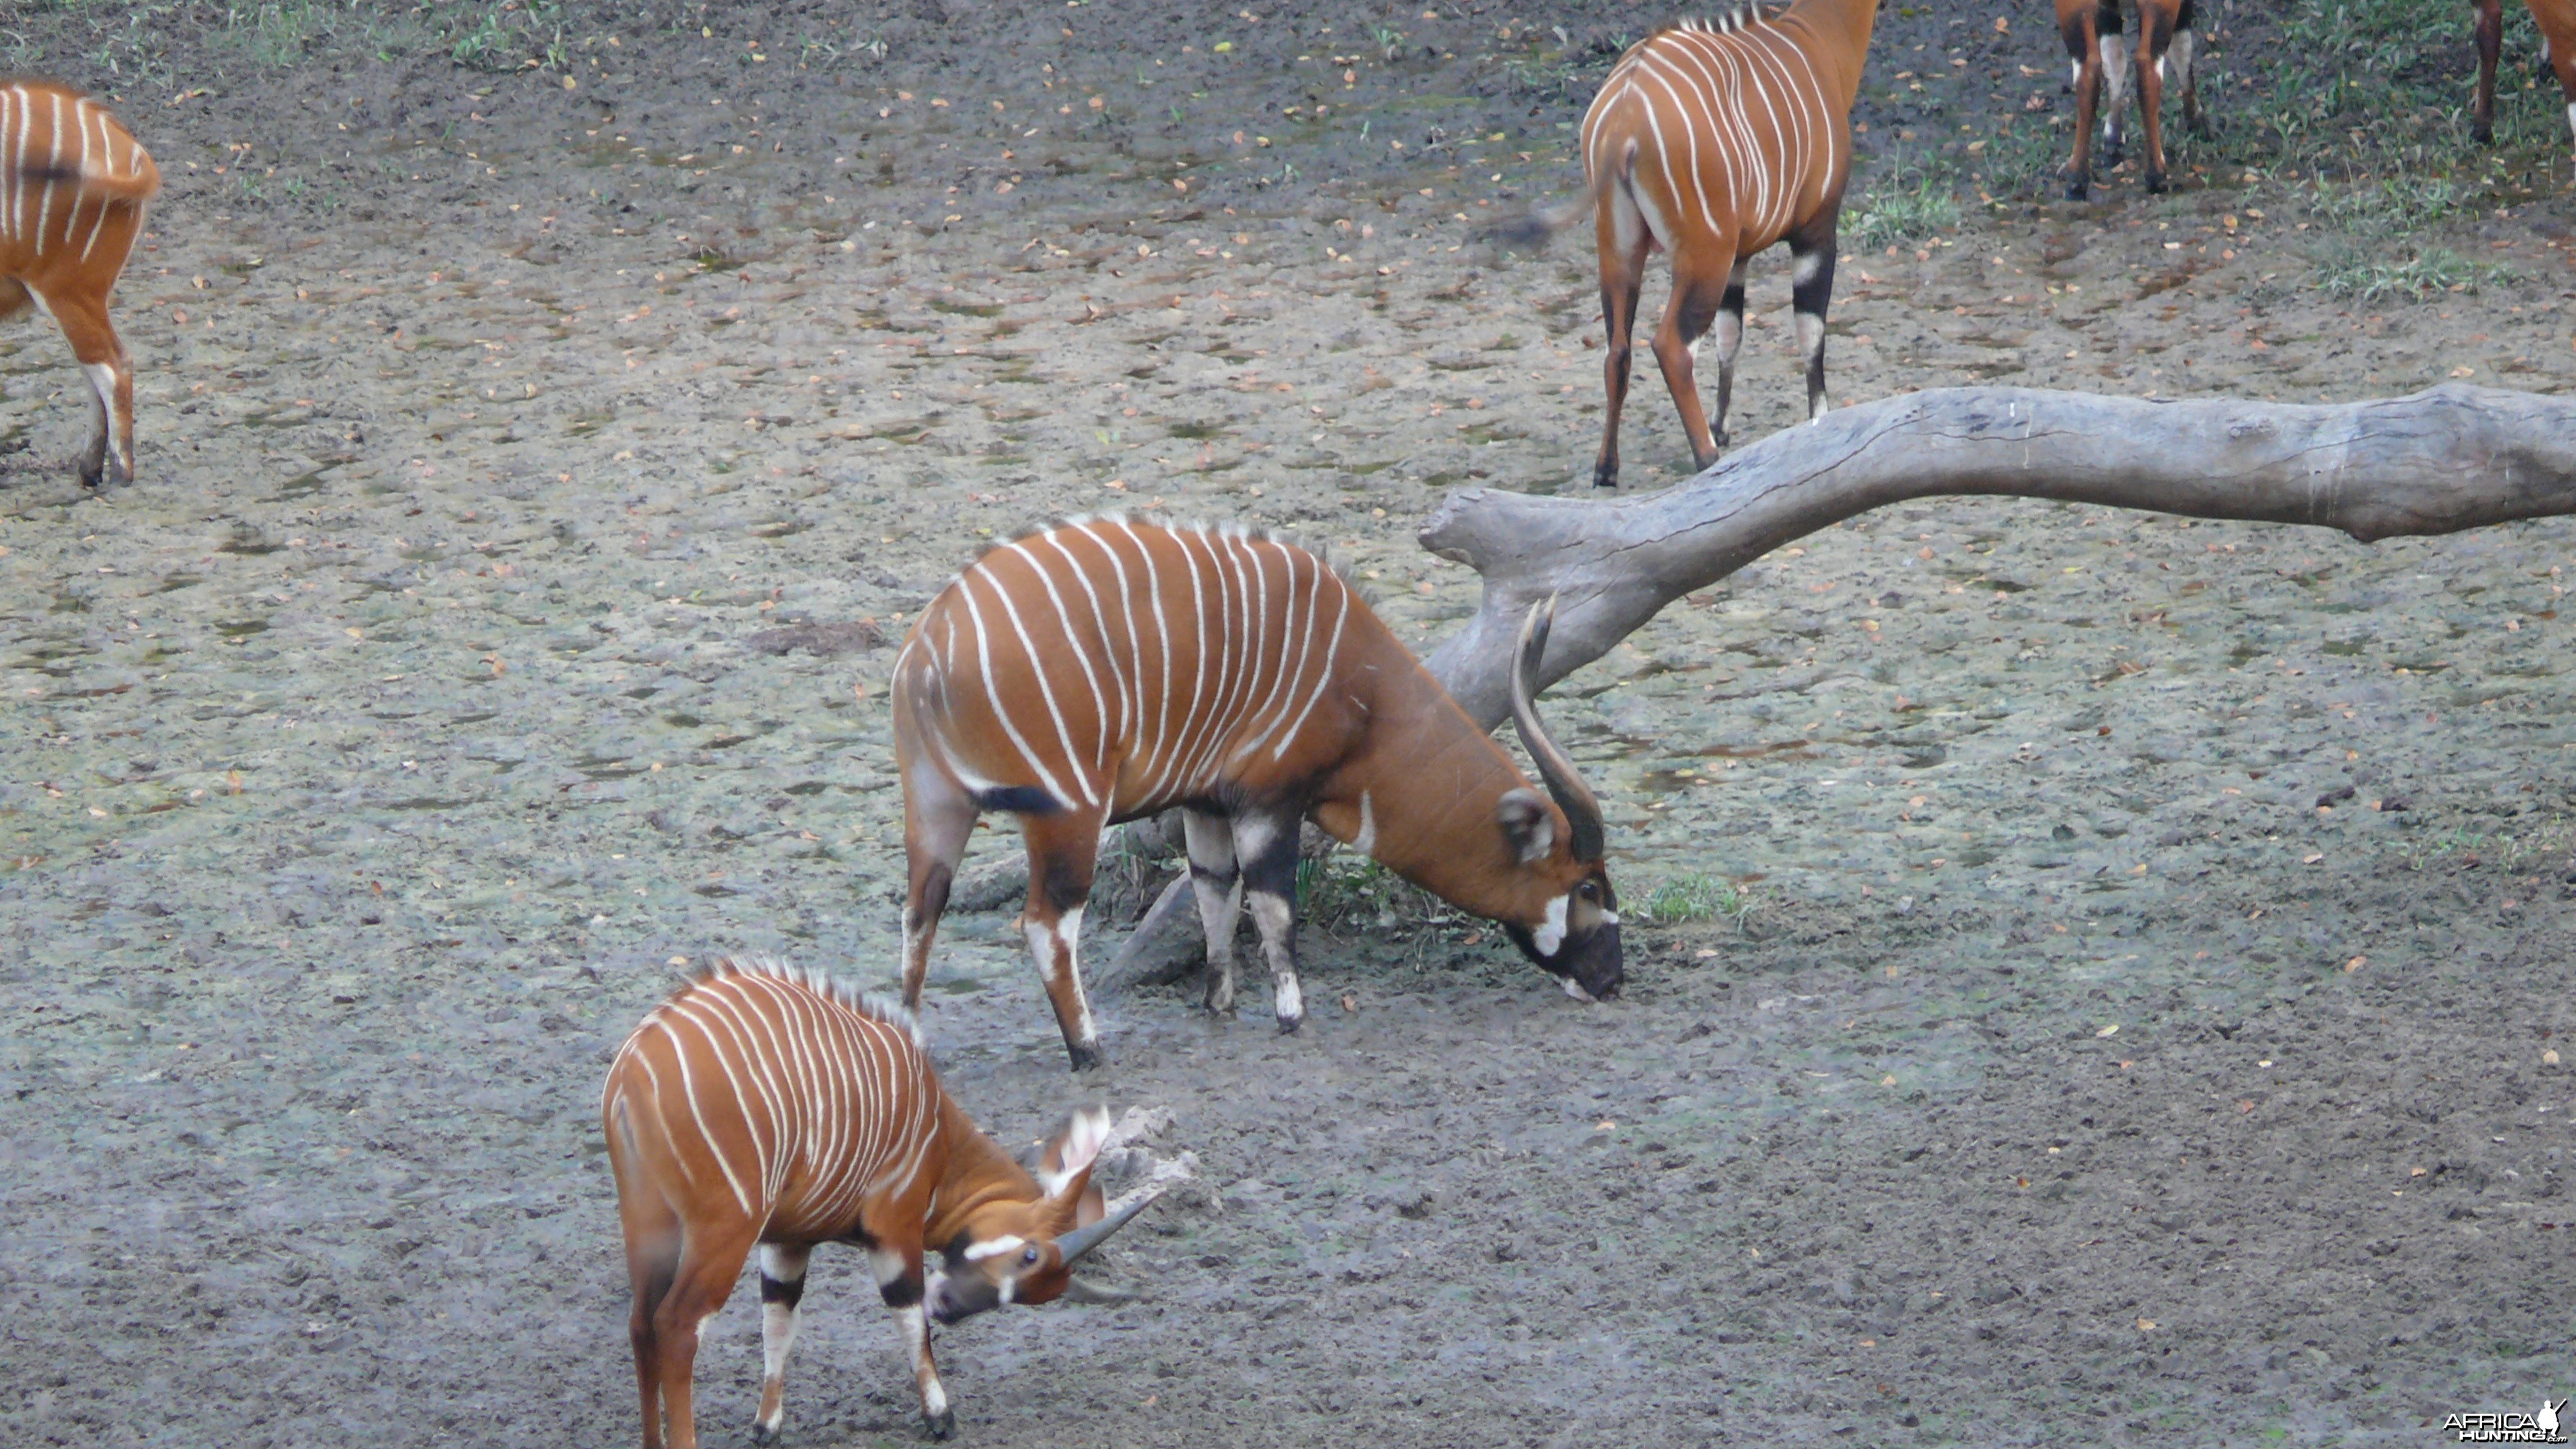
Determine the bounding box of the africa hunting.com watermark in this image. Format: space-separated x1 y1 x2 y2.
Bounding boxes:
2443 1399 2569 1444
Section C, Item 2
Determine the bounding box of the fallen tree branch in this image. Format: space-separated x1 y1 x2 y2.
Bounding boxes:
1420 383 2576 729
1088 384 2576 991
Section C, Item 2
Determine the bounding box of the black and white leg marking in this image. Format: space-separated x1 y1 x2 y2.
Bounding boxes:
80 362 112 485
2098 31 2133 160
1790 234 1837 420
753 1243 811 1444
1708 263 1749 448
2165 27 2202 132
1183 808 1243 1015
873 1248 952 1439
1232 810 1305 1033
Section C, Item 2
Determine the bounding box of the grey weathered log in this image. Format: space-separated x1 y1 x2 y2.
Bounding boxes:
1092 875 1205 997
1419 383 2576 730
1073 383 2576 980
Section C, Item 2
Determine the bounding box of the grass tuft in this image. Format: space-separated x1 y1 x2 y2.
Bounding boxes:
1849 151 1959 251
2312 246 2513 303
1637 874 1755 928
2304 174 2466 234
1294 855 1468 939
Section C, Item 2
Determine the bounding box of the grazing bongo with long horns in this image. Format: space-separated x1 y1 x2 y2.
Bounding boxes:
891 517 1620 1070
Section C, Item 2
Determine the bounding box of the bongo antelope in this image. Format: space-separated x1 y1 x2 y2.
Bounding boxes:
0 79 159 485
892 517 1620 1070
602 959 1162 1447
2472 0 2576 149
1568 0 1880 487
2056 0 2202 199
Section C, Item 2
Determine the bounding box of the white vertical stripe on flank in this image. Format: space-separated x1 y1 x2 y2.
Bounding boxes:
955 574 1084 812
1234 542 1311 762
668 995 778 1202
974 560 1100 809
713 978 799 1200
1192 529 1254 781
76 199 108 264
1042 528 1136 765
654 1014 755 1215
1187 526 1243 793
0 89 17 243
1105 518 1177 797
1271 574 1351 760
1003 538 1113 777
10 86 32 244
34 91 61 247
1658 35 1739 239
627 1049 707 1194
1171 526 1225 794
1223 532 1265 746
1169 525 1214 795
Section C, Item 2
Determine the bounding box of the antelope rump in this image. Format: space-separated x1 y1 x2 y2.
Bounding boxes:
0 78 159 486
1573 0 1880 486
601 960 1162 1446
891 516 1621 1070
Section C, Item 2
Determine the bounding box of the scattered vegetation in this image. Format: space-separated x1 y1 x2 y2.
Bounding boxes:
443 0 566 74
2212 0 2570 183
2403 814 2576 873
1295 855 1470 940
1637 874 1757 928
2311 246 2513 303
1849 151 1960 251
1965 115 2067 199
2303 174 2467 233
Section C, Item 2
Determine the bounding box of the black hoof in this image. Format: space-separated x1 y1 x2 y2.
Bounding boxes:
1275 1012 1303 1035
1201 997 1236 1018
2063 177 2090 201
924 1407 956 1441
750 1422 781 1446
1592 459 1619 489
2144 170 2168 195
1065 1042 1103 1072
2472 121 2495 145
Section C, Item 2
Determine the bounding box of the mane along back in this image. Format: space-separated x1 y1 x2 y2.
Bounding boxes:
945 513 1363 600
671 956 926 1049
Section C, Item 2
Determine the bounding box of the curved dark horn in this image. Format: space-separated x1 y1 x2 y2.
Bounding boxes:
1510 598 1606 863
1056 1190 1158 1266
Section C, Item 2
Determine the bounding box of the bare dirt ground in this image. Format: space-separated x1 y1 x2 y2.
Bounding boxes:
2 1 2572 1445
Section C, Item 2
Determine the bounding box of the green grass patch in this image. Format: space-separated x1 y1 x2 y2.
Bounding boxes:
1636 873 1755 928
1964 116 2067 199
1849 151 1960 251
2403 814 2575 872
2312 246 2513 303
2303 173 2467 233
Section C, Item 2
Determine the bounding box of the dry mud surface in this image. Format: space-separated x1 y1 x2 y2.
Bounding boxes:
3 3 2574 1446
